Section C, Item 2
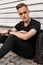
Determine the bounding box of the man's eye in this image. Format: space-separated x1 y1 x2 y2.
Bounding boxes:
24 11 26 14
19 13 22 15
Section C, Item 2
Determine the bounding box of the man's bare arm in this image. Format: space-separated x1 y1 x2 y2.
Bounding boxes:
1 27 17 36
11 27 17 32
24 29 37 40
10 29 37 40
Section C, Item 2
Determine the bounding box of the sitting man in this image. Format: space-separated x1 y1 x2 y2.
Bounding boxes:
0 3 40 59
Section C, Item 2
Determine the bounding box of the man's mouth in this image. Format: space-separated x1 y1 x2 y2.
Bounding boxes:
23 17 26 19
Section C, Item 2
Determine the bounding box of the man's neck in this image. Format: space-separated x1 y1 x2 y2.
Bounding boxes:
24 18 31 27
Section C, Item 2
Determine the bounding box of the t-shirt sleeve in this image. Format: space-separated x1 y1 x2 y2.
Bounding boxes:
31 21 41 33
14 22 20 31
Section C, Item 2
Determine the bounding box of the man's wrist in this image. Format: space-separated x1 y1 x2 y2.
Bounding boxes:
8 30 12 34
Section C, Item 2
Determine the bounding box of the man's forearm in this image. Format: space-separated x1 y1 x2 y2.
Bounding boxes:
10 31 27 40
14 29 37 40
10 29 37 40
25 29 37 40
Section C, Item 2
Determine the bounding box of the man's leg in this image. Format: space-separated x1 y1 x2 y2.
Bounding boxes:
0 34 27 59
0 34 34 59
11 36 34 59
0 34 16 59
0 33 8 43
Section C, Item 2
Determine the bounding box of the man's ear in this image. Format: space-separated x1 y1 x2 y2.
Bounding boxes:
28 9 30 13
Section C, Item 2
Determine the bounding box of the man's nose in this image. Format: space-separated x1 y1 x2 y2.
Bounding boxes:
22 13 25 17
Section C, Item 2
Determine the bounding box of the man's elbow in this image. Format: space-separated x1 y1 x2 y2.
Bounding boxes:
23 36 28 40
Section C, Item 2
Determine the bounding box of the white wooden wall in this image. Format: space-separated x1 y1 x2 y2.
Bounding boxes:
0 0 43 29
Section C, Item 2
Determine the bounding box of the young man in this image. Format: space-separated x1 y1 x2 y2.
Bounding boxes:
0 3 40 59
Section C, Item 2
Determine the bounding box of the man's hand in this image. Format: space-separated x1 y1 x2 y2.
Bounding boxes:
1 27 17 36
1 30 8 36
10 30 27 35
11 28 17 32
19 30 27 34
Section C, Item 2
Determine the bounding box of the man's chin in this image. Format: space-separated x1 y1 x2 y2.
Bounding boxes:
23 20 28 22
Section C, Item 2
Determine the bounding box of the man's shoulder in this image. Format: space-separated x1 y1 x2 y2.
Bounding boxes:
31 18 40 24
15 21 23 27
31 18 40 23
15 21 22 26
18 21 23 24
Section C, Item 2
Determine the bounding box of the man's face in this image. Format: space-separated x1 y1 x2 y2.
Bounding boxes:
17 6 30 22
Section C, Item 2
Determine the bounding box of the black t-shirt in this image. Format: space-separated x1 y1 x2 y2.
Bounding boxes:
15 18 40 33
15 18 40 47
14 18 41 58
15 18 40 46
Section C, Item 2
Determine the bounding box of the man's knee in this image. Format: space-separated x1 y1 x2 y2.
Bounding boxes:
8 34 20 41
0 34 7 43
5 34 17 43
